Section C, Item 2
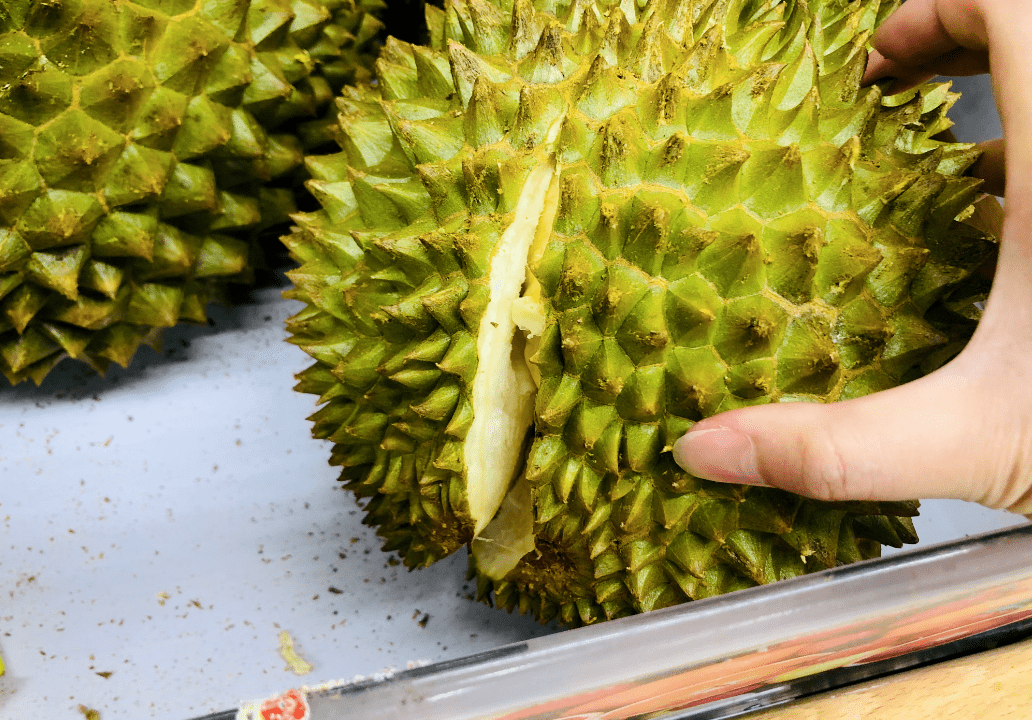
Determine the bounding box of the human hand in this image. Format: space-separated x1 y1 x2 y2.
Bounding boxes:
673 0 1032 515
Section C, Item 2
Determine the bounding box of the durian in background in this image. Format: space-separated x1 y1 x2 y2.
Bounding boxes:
285 0 998 625
0 0 385 384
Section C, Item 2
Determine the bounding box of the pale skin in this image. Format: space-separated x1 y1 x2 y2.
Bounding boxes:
673 0 1032 515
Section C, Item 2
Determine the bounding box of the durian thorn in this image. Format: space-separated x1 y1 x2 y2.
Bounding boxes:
839 135 860 166
598 6 631 64
563 0 597 34
510 0 541 59
533 22 565 68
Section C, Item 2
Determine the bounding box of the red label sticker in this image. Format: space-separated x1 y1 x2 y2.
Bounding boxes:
259 688 310 720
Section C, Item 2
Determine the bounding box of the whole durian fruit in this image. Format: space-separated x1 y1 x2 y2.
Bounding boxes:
0 0 385 384
284 0 996 625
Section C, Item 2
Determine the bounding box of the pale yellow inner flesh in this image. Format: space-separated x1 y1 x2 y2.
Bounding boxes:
466 160 558 535
511 161 561 387
466 113 566 578
470 472 536 579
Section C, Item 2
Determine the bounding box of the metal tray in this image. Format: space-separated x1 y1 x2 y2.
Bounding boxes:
230 523 1032 720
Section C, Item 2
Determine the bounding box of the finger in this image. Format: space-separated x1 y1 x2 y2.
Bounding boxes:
929 47 991 77
861 48 936 89
986 7 1032 194
863 47 990 95
968 138 1005 196
671 368 1031 513
863 52 989 98
872 0 988 66
861 0 991 91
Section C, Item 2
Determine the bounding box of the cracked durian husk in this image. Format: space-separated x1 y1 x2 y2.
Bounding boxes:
0 0 386 384
285 0 997 626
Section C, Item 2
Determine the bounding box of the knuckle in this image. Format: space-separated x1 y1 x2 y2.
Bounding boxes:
979 415 1032 513
795 428 857 503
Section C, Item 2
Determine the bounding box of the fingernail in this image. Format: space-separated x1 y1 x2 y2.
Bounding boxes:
861 48 890 87
672 427 765 486
873 77 898 95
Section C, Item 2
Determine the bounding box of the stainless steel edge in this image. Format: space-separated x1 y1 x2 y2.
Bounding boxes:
304 522 1032 720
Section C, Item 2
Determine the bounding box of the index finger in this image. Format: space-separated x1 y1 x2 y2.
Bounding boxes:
862 0 990 86
874 0 988 66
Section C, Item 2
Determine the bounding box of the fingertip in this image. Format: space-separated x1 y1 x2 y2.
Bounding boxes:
673 425 767 487
861 46 939 96
968 138 1006 197
873 77 898 96
861 48 890 86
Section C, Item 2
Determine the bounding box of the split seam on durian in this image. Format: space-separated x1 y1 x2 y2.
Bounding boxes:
467 118 566 581
465 116 566 539
471 163 563 579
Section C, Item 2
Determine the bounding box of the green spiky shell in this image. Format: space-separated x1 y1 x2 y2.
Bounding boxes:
0 0 385 384
285 0 996 625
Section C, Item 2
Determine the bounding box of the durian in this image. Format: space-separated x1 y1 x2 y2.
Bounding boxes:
285 0 996 625
0 0 385 384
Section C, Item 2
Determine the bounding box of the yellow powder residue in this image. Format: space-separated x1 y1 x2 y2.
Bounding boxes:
278 631 313 675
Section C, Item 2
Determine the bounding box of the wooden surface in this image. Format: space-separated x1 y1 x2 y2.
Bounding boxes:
742 637 1032 719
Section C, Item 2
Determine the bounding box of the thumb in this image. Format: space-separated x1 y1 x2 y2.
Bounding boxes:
671 368 1030 513
969 138 1006 197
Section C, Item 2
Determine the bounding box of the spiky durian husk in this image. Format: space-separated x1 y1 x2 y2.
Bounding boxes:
285 0 996 623
0 0 385 384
